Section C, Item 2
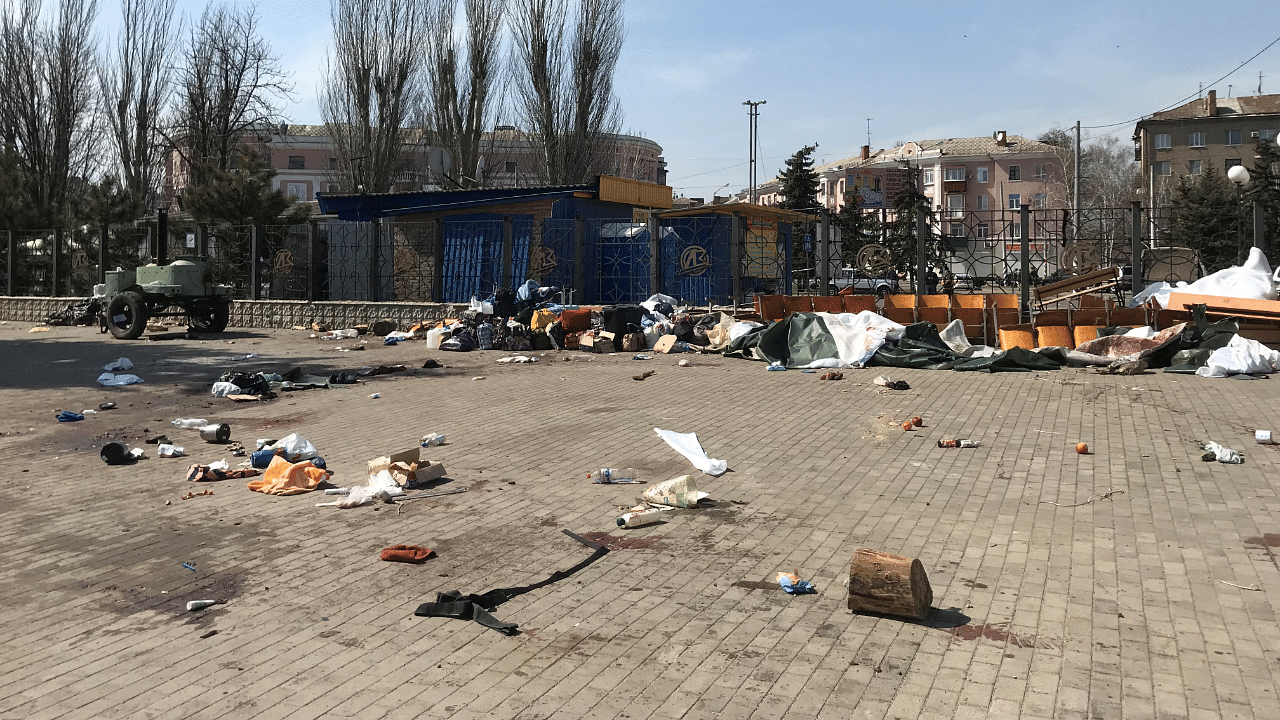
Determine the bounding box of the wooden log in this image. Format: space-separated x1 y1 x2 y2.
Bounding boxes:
847 548 932 620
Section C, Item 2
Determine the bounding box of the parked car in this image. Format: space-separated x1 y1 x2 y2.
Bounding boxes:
827 268 901 298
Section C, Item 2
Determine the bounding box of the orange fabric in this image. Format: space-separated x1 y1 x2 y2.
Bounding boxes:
380 545 436 563
247 455 328 495
1035 326 1074 348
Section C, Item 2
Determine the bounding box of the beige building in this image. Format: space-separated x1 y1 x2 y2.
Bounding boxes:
1133 91 1280 203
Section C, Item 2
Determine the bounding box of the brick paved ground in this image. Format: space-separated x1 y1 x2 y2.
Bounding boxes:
1 321 1279 719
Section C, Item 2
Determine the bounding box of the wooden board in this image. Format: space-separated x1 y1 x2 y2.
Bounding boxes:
1033 266 1120 308
1164 292 1280 321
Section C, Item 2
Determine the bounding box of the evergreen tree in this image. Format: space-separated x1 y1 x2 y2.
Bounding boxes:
180 147 310 226
777 144 819 211
1169 166 1242 269
832 201 881 267
1248 139 1280 253
0 146 37 230
883 167 947 275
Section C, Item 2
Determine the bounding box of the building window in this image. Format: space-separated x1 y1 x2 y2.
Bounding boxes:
1225 158 1242 171
328 157 338 170
1261 129 1278 141
1154 133 1171 149
1008 193 1021 209
1034 193 1047 209
1008 165 1021 181
949 223 966 238
1154 161 1171 176
505 161 517 173
976 223 989 239
1034 164 1047 180
1188 159 1203 175
945 194 964 217
977 195 989 211
1189 131 1205 147
288 156 305 169
1225 130 1241 146
944 167 965 182
1010 223 1023 239
922 168 934 185
976 166 989 183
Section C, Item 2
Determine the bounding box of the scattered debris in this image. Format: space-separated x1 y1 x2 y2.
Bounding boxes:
1097 360 1148 375
422 359 442 368
937 439 979 448
1039 488 1124 507
185 463 260 482
180 489 213 500
777 570 817 594
642 475 708 508
380 545 436 563
186 600 223 611
1076 442 1090 454
1219 581 1262 591
98 402 116 410
1202 442 1243 464
420 433 445 448
590 468 641 484
873 375 910 390
617 507 669 528
654 427 727 476
819 371 844 381
56 410 84 422
97 372 144 386
633 370 656 381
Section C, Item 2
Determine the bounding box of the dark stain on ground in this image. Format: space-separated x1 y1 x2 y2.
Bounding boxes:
950 622 1054 649
240 412 310 430
814 623 843 639
1245 534 1280 569
538 515 558 527
732 579 778 591
962 580 989 589
577 532 664 550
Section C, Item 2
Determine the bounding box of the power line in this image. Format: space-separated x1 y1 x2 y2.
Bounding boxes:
1082 34 1280 130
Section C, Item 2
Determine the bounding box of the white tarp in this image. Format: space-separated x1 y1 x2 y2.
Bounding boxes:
1134 247 1277 308
1195 334 1280 378
803 311 905 368
653 428 727 476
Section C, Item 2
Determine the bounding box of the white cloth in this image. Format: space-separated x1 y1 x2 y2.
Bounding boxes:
803 311 905 368
654 428 727 476
97 372 143 386
1203 441 1243 464
1196 334 1280 378
1179 247 1277 301
211 382 242 397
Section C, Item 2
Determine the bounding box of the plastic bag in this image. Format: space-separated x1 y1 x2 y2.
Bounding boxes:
103 357 133 372
1196 334 1280 378
211 382 242 397
469 296 494 314
642 474 708 508
271 433 317 462
98 372 144 386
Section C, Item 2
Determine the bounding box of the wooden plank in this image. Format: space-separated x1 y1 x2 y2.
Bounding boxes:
1165 292 1280 320
1033 266 1120 308
847 548 933 620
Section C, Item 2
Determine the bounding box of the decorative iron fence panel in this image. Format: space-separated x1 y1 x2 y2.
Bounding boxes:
587 218 650 305
659 216 732 305
441 218 504 302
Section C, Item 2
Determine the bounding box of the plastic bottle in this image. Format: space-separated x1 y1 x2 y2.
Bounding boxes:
186 600 217 611
617 508 666 528
420 433 445 448
589 468 639 484
425 326 446 350
157 444 185 457
172 418 209 428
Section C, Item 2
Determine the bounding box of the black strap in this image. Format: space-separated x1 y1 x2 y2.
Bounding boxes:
413 529 609 635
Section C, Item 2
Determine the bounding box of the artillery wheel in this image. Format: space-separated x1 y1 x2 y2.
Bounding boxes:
106 291 147 340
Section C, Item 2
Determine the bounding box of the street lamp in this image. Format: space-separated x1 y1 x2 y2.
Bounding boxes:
1227 165 1251 264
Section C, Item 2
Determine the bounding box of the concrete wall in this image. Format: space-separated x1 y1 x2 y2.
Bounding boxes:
0 297 471 329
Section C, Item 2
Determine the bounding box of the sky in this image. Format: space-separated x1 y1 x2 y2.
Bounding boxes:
99 0 1280 198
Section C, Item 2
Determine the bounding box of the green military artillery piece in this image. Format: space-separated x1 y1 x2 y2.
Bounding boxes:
99 257 235 339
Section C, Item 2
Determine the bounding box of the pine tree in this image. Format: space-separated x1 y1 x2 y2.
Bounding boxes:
1169 166 1241 269
1248 139 1280 253
180 148 310 226
882 167 946 275
777 144 819 211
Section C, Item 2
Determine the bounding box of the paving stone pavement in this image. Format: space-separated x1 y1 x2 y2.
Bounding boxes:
2 323 1280 719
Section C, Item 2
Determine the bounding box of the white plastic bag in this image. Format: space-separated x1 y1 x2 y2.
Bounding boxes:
272 433 317 462
654 428 727 476
1196 334 1280 378
211 382 242 397
98 372 144 386
103 357 133 372
1203 441 1243 464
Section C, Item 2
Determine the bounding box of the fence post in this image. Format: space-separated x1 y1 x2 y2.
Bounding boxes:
6 230 13 295
502 215 513 289
157 209 168 265
1255 200 1267 253
368 218 382 302
250 224 262 301
432 217 445 302
730 212 743 306
308 219 319 301
1019 203 1030 320
1130 200 1143 293
647 215 660 297
915 208 928 303
98 225 108 285
52 228 63 297
819 208 831 295
573 215 584 304
198 223 209 258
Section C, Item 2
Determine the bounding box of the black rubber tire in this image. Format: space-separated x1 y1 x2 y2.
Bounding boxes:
190 300 230 333
106 291 146 340
876 286 889 300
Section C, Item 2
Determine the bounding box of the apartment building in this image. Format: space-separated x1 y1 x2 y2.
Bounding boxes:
1133 91 1280 202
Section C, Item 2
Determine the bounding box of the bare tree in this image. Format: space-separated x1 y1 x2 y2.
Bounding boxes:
320 0 429 194
99 0 177 213
167 3 292 192
0 0 101 227
509 0 624 185
424 0 505 189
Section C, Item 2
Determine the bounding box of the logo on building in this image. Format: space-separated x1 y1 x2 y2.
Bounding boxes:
531 245 557 275
272 249 294 276
678 245 710 276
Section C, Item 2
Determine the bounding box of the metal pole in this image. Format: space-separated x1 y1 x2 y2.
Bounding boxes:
1131 200 1143 293
743 101 765 203
573 215 585 303
818 207 831 295
1073 120 1081 241
198 223 209 258
250 224 262 301
501 215 514 289
156 209 168 265
730 212 743 304
308 219 319 302
916 207 928 303
647 214 660 297
6 230 14 295
1019 203 1031 320
98 225 108 285
368 218 381 302
432 217 445 302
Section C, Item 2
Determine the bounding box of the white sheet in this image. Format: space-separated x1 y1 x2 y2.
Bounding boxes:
799 311 905 368
653 428 727 476
1196 334 1280 378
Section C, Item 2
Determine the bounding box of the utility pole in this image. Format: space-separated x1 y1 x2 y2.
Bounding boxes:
743 100 766 203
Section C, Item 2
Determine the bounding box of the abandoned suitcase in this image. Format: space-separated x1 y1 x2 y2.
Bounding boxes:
560 308 592 332
563 331 584 350
621 332 645 352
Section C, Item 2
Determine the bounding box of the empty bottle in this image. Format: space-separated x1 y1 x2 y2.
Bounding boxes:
157 444 185 458
589 468 639 484
421 433 445 448
186 600 217 611
937 439 979 448
617 508 666 528
172 418 209 428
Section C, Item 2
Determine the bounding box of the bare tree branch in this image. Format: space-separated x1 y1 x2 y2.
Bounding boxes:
320 0 429 194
